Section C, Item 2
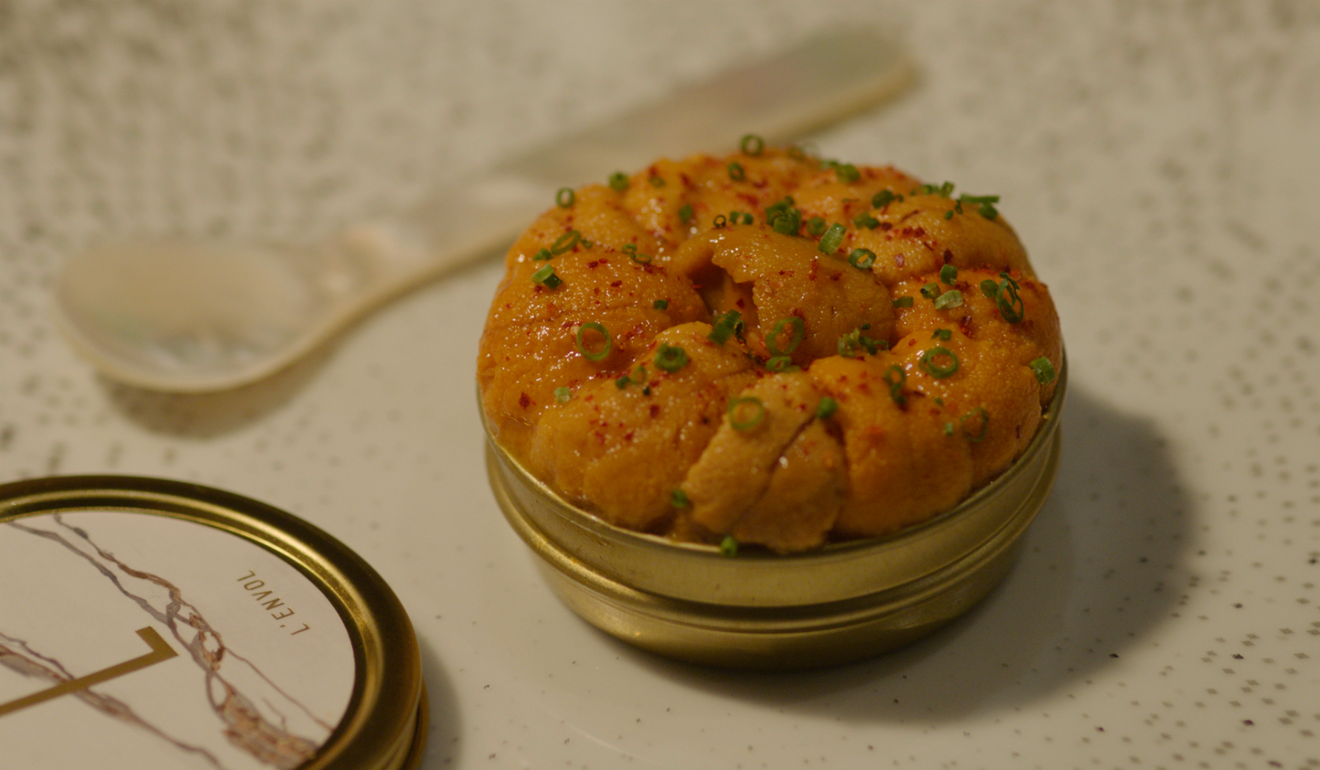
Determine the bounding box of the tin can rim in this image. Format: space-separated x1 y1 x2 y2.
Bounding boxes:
0 475 426 770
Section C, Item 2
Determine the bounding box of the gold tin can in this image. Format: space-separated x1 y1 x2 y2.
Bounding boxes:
0 476 427 770
485 358 1066 670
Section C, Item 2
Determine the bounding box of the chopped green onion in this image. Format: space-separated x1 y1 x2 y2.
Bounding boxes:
672 488 691 508
609 172 629 192
921 346 960 378
616 363 647 390
556 187 575 208
653 299 669 310
728 161 745 181
554 386 572 403
771 211 800 235
987 272 1025 323
654 343 689 373
765 355 796 372
959 193 1000 220
833 162 860 183
933 289 965 310
728 396 765 431
892 296 914 308
847 248 877 270
531 264 562 289
960 407 990 442
740 134 765 155
575 322 611 362
708 310 744 344
649 175 665 187
884 364 907 406
943 422 956 435
532 248 553 261
816 396 838 419
551 229 582 255
713 214 728 229
1028 357 1057 384
940 264 958 284
766 197 801 235
767 316 805 356
838 326 883 357
852 211 880 229
915 181 956 197
622 243 651 264
818 222 847 253
921 282 941 299
932 328 952 341
719 535 739 557
806 216 828 237
678 203 693 224
872 189 898 208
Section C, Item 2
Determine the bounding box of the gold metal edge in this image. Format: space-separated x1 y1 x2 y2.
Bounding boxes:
492 425 1060 668
0 476 425 770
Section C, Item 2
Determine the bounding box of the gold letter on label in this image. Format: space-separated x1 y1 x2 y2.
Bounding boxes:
0 627 178 718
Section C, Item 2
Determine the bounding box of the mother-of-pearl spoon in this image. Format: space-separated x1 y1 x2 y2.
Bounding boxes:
53 30 910 392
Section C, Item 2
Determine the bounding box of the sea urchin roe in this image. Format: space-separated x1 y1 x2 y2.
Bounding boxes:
478 145 1061 550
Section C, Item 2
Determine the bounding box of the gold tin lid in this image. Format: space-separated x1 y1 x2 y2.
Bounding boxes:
486 358 1066 670
0 476 426 770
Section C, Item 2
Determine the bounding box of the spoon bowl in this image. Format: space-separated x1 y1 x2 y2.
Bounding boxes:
55 239 326 392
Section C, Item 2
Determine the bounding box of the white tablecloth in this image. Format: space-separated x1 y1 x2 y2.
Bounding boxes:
2 2 1317 768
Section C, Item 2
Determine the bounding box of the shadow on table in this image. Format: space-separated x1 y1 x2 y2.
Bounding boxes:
614 382 1196 722
415 634 464 768
94 343 336 438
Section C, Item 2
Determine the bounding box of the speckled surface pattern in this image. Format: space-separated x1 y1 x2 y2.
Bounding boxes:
2 1 1318 768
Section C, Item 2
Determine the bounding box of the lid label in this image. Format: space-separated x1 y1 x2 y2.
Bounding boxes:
1 511 357 770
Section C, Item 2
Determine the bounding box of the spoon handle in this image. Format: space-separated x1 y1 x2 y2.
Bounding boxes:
328 29 912 305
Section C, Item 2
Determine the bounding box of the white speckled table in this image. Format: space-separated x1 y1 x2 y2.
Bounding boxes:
2 2 1318 768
